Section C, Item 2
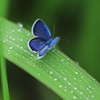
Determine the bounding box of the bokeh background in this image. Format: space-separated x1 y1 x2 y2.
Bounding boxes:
0 0 100 100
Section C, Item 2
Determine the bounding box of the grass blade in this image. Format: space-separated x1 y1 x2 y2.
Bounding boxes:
0 17 100 100
0 38 10 100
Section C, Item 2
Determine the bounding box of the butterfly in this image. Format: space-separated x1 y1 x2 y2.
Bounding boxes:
28 19 60 58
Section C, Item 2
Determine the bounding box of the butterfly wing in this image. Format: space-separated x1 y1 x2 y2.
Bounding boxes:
32 19 51 40
28 37 47 52
38 45 49 58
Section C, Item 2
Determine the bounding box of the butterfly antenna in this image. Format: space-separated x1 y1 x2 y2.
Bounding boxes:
61 39 68 41
53 25 55 37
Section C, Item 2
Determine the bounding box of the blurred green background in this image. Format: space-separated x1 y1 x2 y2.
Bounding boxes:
0 0 100 100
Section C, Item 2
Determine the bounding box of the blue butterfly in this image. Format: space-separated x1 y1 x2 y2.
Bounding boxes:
28 19 60 58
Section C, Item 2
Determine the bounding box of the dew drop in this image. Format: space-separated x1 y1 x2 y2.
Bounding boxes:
38 73 40 75
5 39 8 41
18 54 20 57
81 76 84 78
89 91 92 93
64 86 67 88
10 36 12 39
75 62 79 65
9 46 13 49
66 62 68 64
63 77 67 81
58 66 61 68
11 29 15 32
64 89 67 92
16 44 19 47
24 68 26 70
17 22 23 27
0 28 3 31
69 75 72 77
27 33 30 36
3 40 5 42
61 59 64 62
20 46 23 49
5 35 8 37
22 56 25 59
59 85 62 88
74 87 77 90
27 61 29 63
80 85 84 89
31 54 34 56
88 85 91 88
68 82 71 85
54 78 58 81
8 50 10 54
62 72 65 74
73 96 77 99
92 95 94 97
70 90 74 93
33 65 35 67
92 78 95 81
60 70 62 71
24 50 27 52
38 68 40 70
8 52 10 54
48 76 51 78
15 53 18 56
52 65 55 67
86 97 89 100
67 58 69 60
74 83 77 85
64 70 67 72
92 87 94 90
49 71 53 74
17 28 21 32
87 88 89 90
52 49 55 52
80 91 83 94
30 57 32 59
19 38 23 41
12 38 15 41
75 71 78 74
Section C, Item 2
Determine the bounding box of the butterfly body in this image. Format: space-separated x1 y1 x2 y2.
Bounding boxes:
28 19 60 58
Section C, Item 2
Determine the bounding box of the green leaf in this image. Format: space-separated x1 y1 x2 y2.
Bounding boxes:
0 17 100 100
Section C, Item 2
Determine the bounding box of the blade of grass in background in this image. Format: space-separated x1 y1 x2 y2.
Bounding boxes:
0 40 10 100
0 17 100 100
0 0 11 100
74 0 100 81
